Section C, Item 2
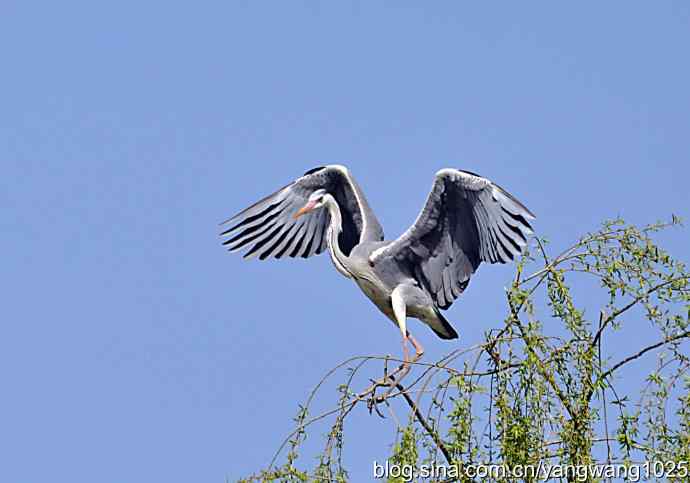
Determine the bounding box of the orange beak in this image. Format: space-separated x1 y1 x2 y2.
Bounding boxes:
293 200 317 219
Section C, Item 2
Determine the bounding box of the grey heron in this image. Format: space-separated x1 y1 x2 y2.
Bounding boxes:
221 165 534 370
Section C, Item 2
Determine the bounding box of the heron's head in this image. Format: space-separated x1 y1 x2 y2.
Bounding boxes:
293 189 328 219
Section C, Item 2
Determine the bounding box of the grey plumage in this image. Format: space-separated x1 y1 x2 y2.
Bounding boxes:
369 168 535 310
221 165 383 259
221 164 534 356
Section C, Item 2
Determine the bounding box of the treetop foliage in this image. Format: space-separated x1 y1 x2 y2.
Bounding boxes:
239 218 689 482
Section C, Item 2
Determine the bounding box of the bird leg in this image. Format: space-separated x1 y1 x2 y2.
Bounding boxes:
367 287 429 413
390 331 423 387
390 286 411 382
366 331 427 415
402 336 411 363
407 332 425 361
385 287 422 390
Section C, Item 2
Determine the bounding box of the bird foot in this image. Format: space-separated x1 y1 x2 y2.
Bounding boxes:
365 360 411 416
366 392 387 418
365 368 397 416
364 349 424 416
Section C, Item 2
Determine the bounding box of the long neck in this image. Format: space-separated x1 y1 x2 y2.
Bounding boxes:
324 196 353 278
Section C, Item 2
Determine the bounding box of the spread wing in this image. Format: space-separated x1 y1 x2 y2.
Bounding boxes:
221 165 383 259
371 169 535 309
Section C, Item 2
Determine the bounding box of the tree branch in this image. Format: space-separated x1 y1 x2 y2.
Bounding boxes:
599 330 690 383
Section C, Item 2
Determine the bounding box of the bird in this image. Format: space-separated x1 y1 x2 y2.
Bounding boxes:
221 165 534 370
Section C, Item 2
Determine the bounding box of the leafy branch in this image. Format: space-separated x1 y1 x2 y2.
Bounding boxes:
239 218 689 482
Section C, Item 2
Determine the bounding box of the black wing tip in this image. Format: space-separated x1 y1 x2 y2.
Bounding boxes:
219 215 239 227
303 166 327 176
219 182 294 228
456 168 484 178
516 202 536 221
438 327 460 340
433 310 460 339
451 168 537 221
493 183 537 220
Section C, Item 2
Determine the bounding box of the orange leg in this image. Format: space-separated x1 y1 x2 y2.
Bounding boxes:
390 331 424 388
368 330 426 413
402 335 410 362
407 332 425 361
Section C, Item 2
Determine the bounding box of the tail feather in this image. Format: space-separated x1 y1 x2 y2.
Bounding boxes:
429 310 459 340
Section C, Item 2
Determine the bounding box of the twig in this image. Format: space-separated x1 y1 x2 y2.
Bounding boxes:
591 276 689 349
395 380 454 466
598 330 690 384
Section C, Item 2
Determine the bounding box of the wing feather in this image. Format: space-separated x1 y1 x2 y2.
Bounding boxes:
371 169 534 310
221 165 384 260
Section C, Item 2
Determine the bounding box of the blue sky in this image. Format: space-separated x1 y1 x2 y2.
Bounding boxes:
2 2 689 482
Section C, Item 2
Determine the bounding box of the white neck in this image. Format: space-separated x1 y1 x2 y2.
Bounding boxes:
324 195 352 278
